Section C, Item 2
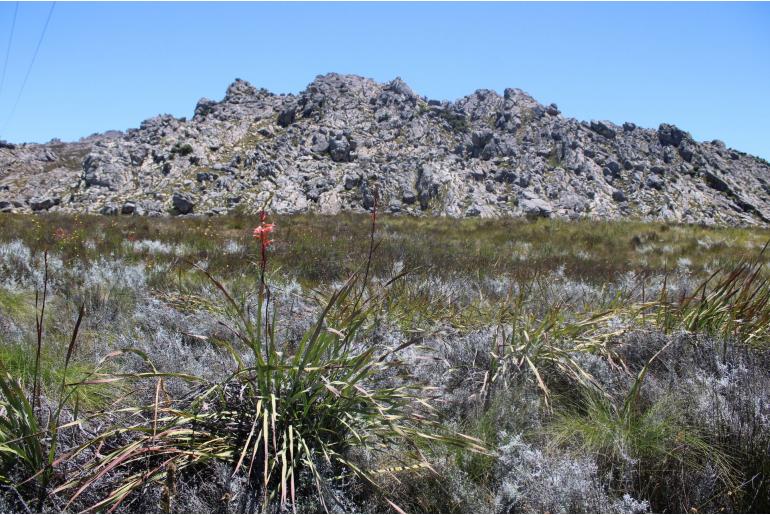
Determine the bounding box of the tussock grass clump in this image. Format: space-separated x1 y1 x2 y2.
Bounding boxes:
659 244 770 346
0 373 45 487
551 344 739 512
487 295 627 406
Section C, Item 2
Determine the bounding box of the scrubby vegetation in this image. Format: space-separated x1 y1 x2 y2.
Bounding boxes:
1 211 770 513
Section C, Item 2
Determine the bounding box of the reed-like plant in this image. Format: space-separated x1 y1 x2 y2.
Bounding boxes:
0 373 45 486
486 293 626 407
0 250 86 511
680 255 770 345
56 210 485 513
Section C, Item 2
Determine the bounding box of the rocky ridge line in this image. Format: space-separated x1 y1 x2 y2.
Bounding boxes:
2 73 769 225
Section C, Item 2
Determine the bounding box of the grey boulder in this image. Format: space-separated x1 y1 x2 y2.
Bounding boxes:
172 192 195 214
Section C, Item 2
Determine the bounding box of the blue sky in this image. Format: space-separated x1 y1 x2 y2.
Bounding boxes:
0 1 768 159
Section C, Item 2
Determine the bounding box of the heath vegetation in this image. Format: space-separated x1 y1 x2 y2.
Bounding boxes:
1 211 770 513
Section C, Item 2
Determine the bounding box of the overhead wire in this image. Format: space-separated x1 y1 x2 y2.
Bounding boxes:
0 1 20 103
1 1 56 134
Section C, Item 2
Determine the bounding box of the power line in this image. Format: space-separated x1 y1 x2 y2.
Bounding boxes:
1 1 55 135
0 1 19 103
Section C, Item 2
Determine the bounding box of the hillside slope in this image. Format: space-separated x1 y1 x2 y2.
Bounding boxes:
1 73 769 224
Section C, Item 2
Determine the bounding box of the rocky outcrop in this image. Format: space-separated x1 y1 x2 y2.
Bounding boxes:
172 192 195 214
1 72 769 226
29 196 60 211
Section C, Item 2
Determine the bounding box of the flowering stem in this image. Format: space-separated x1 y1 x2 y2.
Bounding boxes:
357 189 379 311
253 210 275 365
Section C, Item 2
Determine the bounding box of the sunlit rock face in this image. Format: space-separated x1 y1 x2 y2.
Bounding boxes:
2 72 770 225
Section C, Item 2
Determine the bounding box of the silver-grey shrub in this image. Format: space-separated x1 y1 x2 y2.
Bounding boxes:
494 433 649 514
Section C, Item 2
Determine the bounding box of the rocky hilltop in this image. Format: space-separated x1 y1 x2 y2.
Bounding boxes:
2 73 769 224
